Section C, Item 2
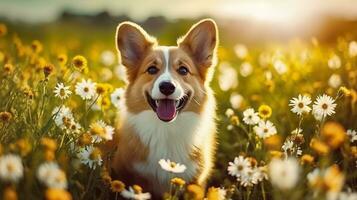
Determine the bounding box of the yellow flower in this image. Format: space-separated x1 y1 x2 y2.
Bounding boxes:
97 96 111 110
171 177 186 187
269 150 283 158
264 135 282 150
45 189 72 200
44 150 55 161
40 137 58 152
339 86 351 97
16 138 32 156
102 174 112 185
3 186 17 200
0 23 7 37
89 147 102 160
206 187 220 200
258 104 272 119
110 180 125 193
78 133 92 146
3 63 14 75
321 122 346 149
43 63 55 77
133 185 143 194
90 123 106 138
300 154 314 165
230 115 239 126
0 51 5 62
350 146 357 158
57 54 68 65
72 55 87 71
31 40 43 54
0 111 12 123
323 165 345 192
187 184 204 200
310 138 330 155
96 83 113 96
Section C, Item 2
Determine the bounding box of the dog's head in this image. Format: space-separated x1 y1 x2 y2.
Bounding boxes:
116 19 218 122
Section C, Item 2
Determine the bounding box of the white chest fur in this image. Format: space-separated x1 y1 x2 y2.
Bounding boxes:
125 110 206 191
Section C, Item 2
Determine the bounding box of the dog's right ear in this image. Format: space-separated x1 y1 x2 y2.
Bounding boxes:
116 22 156 68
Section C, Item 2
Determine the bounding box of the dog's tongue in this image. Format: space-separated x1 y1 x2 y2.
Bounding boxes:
156 99 177 121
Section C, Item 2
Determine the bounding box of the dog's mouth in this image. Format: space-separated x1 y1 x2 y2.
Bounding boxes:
146 92 191 122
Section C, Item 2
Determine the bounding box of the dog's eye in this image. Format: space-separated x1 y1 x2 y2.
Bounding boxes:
147 66 159 75
177 66 189 75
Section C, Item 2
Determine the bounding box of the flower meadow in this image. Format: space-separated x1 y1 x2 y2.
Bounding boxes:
0 21 357 200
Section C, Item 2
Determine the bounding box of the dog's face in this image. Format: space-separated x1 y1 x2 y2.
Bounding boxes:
116 19 218 122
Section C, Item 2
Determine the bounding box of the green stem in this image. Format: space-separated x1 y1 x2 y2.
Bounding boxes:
261 182 266 200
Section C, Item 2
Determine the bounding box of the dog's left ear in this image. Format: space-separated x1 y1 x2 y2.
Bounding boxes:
178 19 218 78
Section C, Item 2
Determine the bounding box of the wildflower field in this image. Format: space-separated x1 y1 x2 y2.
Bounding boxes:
0 19 357 200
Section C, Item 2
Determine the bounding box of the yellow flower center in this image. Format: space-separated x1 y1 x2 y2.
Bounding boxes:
170 162 177 168
298 102 304 108
60 89 66 96
6 163 15 172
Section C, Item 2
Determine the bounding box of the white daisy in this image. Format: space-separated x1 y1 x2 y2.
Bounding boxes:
234 44 248 59
349 41 357 57
254 120 277 138
158 159 186 173
313 94 337 118
339 192 357 200
347 129 357 143
328 54 341 69
0 154 23 183
110 88 125 109
78 146 103 169
52 106 74 130
114 64 128 82
307 168 320 186
53 82 72 100
217 188 227 200
121 187 151 200
273 60 288 74
282 140 294 152
227 156 251 180
243 108 260 125
68 121 82 135
328 74 342 89
240 62 253 77
289 95 312 115
282 140 302 157
100 50 115 66
90 120 115 143
75 79 96 100
227 125 234 131
218 62 238 91
37 162 67 189
225 108 234 117
269 157 300 190
230 93 243 109
240 169 260 187
255 166 268 181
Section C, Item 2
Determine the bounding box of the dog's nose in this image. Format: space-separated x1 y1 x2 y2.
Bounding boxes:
159 81 175 96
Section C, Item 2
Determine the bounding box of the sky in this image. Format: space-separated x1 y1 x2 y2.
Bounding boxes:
1 0 357 23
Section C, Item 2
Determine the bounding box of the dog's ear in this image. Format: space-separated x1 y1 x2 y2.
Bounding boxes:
116 22 156 68
178 19 218 78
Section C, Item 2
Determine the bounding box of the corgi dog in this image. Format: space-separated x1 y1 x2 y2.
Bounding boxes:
108 19 218 197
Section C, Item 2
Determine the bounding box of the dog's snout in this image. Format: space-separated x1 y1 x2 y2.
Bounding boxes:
159 81 175 96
